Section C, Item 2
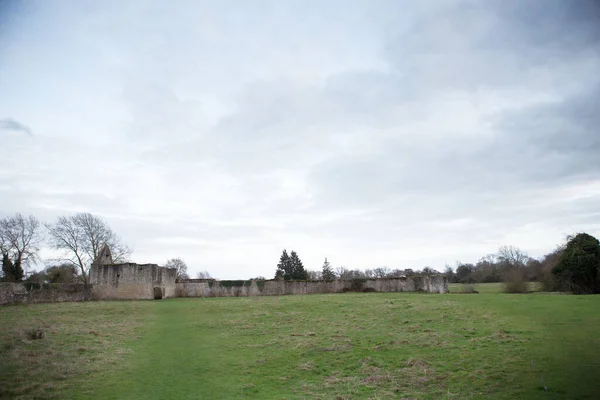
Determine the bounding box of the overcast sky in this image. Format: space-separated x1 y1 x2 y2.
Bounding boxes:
1 0 599 279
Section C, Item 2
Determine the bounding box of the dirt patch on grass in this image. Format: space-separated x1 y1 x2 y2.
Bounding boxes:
297 361 316 371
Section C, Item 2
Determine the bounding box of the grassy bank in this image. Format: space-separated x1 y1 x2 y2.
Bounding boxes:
1 292 599 399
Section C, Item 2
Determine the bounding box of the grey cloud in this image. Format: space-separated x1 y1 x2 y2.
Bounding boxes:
0 118 32 135
488 83 600 184
307 82 600 234
131 0 600 242
490 0 600 50
3 0 599 276
385 0 600 92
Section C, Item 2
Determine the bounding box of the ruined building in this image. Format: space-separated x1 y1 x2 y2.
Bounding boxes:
1 244 448 305
89 244 177 300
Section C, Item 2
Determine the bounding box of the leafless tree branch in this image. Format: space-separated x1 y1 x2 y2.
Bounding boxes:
45 213 132 284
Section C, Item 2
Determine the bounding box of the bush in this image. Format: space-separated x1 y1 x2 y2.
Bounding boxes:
461 283 478 294
349 278 366 292
504 279 528 293
539 270 560 292
504 270 528 293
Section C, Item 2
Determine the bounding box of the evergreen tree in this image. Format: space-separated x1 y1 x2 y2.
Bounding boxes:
322 257 336 280
552 233 600 293
13 258 24 282
275 250 292 280
290 251 307 280
2 253 15 282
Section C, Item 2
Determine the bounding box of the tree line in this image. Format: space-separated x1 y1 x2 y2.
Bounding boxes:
275 234 600 294
3 211 599 294
442 235 600 294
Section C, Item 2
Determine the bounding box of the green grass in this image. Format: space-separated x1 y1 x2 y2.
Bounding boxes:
448 282 542 293
1 293 600 399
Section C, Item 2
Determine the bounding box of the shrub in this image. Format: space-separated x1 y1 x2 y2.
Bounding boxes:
539 270 560 292
504 270 529 293
349 278 366 292
504 279 528 293
461 283 478 294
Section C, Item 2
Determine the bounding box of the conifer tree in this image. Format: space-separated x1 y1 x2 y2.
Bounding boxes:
290 251 307 280
2 253 16 282
275 250 292 280
12 259 24 282
322 257 336 280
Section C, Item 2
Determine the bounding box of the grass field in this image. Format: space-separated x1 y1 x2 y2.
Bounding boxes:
1 290 600 399
447 282 542 293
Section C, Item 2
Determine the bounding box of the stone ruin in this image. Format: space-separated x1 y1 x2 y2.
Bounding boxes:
1 244 448 304
88 244 177 300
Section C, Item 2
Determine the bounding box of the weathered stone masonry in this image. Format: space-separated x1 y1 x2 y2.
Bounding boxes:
1 274 447 304
176 275 447 298
89 263 177 300
86 243 178 300
0 244 447 305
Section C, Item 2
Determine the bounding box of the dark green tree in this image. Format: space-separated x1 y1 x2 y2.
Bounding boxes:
443 265 455 283
26 270 49 285
289 251 307 280
275 250 292 280
455 263 474 283
552 233 600 294
322 257 336 280
1 252 24 282
13 259 24 282
46 264 77 283
2 252 15 282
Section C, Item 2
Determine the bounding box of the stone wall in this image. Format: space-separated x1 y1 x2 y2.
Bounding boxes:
176 276 448 298
0 283 91 305
89 263 177 300
1 275 447 305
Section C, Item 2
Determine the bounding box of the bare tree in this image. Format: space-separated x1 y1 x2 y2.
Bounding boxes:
196 270 212 279
497 246 529 269
0 213 42 280
336 266 351 279
45 213 131 284
307 270 322 280
373 267 390 278
335 266 366 279
166 258 189 281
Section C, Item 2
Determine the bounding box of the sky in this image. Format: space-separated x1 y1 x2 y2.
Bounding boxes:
1 0 599 279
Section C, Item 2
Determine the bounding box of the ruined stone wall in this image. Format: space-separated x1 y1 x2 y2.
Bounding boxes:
89 263 176 285
89 263 177 300
1 275 447 305
176 276 448 298
0 283 91 305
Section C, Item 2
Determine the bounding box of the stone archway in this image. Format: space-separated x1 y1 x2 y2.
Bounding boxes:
153 287 164 300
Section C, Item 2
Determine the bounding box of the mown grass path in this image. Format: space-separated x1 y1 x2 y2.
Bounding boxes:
2 292 600 399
